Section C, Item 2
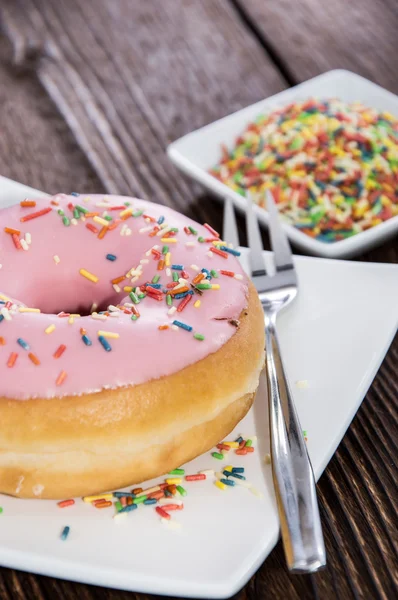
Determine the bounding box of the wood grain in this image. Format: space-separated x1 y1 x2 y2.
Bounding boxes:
1 0 286 206
0 0 397 599
234 0 398 94
0 36 101 194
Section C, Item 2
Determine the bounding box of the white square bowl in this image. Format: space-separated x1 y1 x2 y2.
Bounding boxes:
168 70 398 259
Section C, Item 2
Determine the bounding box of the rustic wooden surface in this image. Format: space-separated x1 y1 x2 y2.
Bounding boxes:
0 1 397 598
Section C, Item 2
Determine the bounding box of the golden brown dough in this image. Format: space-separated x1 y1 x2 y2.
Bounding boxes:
0 284 264 499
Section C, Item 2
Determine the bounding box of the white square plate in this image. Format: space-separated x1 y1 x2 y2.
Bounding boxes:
0 176 397 598
168 70 398 259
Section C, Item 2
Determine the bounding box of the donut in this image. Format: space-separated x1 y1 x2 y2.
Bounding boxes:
0 194 264 499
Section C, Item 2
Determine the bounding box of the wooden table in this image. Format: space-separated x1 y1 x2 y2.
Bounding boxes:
0 1 397 598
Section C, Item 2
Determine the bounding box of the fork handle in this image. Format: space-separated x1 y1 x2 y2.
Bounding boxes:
264 313 326 573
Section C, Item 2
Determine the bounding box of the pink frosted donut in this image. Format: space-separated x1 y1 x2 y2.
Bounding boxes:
0 194 264 498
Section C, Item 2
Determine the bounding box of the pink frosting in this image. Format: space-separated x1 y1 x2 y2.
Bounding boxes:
0 195 248 400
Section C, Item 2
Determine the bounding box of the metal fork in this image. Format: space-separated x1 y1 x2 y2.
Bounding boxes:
223 192 326 573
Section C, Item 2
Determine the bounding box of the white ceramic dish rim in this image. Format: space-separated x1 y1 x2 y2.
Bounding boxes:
0 250 397 599
167 69 398 259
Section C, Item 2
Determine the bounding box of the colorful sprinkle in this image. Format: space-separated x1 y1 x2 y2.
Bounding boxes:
58 499 75 508
118 504 138 514
20 207 52 222
5 227 21 236
55 370 67 386
177 294 192 312
215 481 227 491
155 506 171 520
176 485 187 497
159 503 183 512
82 334 92 346
28 352 40 365
79 269 99 283
17 338 30 351
97 330 120 339
249 486 263 498
133 495 147 505
212 452 224 460
236 448 248 455
98 335 112 351
12 233 22 250
98 226 108 239
231 472 248 482
296 380 309 389
185 474 206 481
7 352 18 368
220 478 235 486
169 468 185 475
106 254 117 261
165 478 181 486
219 246 241 256
93 216 110 227
60 526 70 541
195 283 211 290
83 493 114 503
86 223 98 234
210 247 228 258
54 344 66 359
223 441 239 448
95 500 113 509
172 320 192 332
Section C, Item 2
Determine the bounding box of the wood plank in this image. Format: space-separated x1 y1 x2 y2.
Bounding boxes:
233 0 398 94
1 0 286 211
0 36 101 194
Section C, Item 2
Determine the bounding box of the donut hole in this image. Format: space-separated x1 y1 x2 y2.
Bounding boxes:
57 298 116 316
18 279 122 316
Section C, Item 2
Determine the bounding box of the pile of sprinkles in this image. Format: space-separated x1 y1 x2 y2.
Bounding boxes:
211 98 398 242
211 433 256 459
53 433 261 536
0 195 244 389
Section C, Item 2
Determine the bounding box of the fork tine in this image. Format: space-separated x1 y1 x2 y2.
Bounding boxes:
245 191 267 276
223 196 240 249
266 190 294 272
